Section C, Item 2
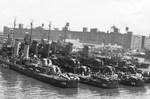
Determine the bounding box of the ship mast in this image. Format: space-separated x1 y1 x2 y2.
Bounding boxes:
12 18 16 57
29 21 33 45
48 22 51 43
13 18 16 40
47 22 51 57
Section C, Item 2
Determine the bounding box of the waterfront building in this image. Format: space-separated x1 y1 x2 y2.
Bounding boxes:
130 35 142 50
3 24 62 41
3 24 133 49
141 36 150 49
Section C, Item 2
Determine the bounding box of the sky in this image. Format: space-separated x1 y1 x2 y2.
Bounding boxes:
0 0 150 36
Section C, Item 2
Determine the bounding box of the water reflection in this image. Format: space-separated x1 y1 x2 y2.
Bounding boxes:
119 85 146 94
0 67 78 99
1 64 150 99
79 83 120 98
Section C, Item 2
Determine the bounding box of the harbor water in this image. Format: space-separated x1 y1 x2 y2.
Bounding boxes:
0 58 150 99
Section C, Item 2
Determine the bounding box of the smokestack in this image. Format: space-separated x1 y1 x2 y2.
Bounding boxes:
23 45 29 59
14 40 21 57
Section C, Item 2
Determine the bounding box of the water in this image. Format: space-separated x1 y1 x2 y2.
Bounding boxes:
1 58 150 99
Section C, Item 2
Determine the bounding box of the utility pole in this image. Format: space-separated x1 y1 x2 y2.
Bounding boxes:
29 21 33 45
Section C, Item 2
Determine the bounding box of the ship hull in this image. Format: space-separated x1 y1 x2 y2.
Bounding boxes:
119 79 144 87
0 57 78 88
77 75 119 89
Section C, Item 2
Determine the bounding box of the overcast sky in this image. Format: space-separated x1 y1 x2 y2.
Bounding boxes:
0 0 150 36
